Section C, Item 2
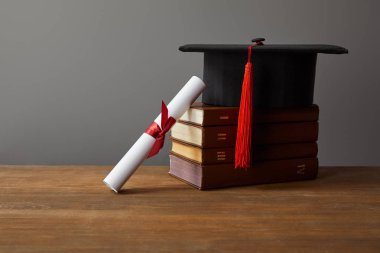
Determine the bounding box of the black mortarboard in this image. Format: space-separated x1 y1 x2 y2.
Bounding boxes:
179 38 348 108
179 38 348 169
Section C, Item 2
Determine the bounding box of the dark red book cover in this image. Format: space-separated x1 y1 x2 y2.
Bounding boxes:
169 154 318 190
171 121 319 148
171 140 318 164
179 102 319 126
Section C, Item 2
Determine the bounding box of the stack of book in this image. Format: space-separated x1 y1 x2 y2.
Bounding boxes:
169 102 320 189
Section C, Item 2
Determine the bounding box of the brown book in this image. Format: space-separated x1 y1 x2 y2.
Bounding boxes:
171 140 318 165
169 154 318 190
179 102 319 126
171 121 318 148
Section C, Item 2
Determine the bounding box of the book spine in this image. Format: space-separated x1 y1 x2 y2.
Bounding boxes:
171 142 317 164
202 148 235 164
252 142 318 161
181 105 319 126
197 122 318 147
202 109 239 126
169 155 318 190
170 147 235 165
253 105 319 124
252 122 319 145
202 158 319 190
202 125 237 147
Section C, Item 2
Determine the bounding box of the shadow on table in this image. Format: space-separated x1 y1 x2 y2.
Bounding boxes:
116 167 379 193
117 185 191 194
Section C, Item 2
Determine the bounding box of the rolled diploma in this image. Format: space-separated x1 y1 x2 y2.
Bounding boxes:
103 76 206 192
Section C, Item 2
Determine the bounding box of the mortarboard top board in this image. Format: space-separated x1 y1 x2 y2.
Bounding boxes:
179 38 348 108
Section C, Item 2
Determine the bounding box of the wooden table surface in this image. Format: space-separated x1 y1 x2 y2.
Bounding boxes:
0 166 379 253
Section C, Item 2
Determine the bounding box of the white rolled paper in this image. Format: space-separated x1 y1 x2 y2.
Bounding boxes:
103 76 206 192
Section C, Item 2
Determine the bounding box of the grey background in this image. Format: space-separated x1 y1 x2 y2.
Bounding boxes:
0 0 379 166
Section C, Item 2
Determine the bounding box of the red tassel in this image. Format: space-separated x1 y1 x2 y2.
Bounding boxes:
234 44 258 169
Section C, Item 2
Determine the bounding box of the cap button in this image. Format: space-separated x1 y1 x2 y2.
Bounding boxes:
251 38 265 43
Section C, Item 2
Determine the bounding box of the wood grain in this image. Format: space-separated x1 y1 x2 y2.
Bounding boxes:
0 165 379 253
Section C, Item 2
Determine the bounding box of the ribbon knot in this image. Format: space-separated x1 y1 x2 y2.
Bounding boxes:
145 101 176 158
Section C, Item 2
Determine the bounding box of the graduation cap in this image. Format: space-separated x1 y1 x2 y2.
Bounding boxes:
179 38 348 169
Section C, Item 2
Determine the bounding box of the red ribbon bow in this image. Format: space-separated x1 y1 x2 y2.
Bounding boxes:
145 101 176 158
